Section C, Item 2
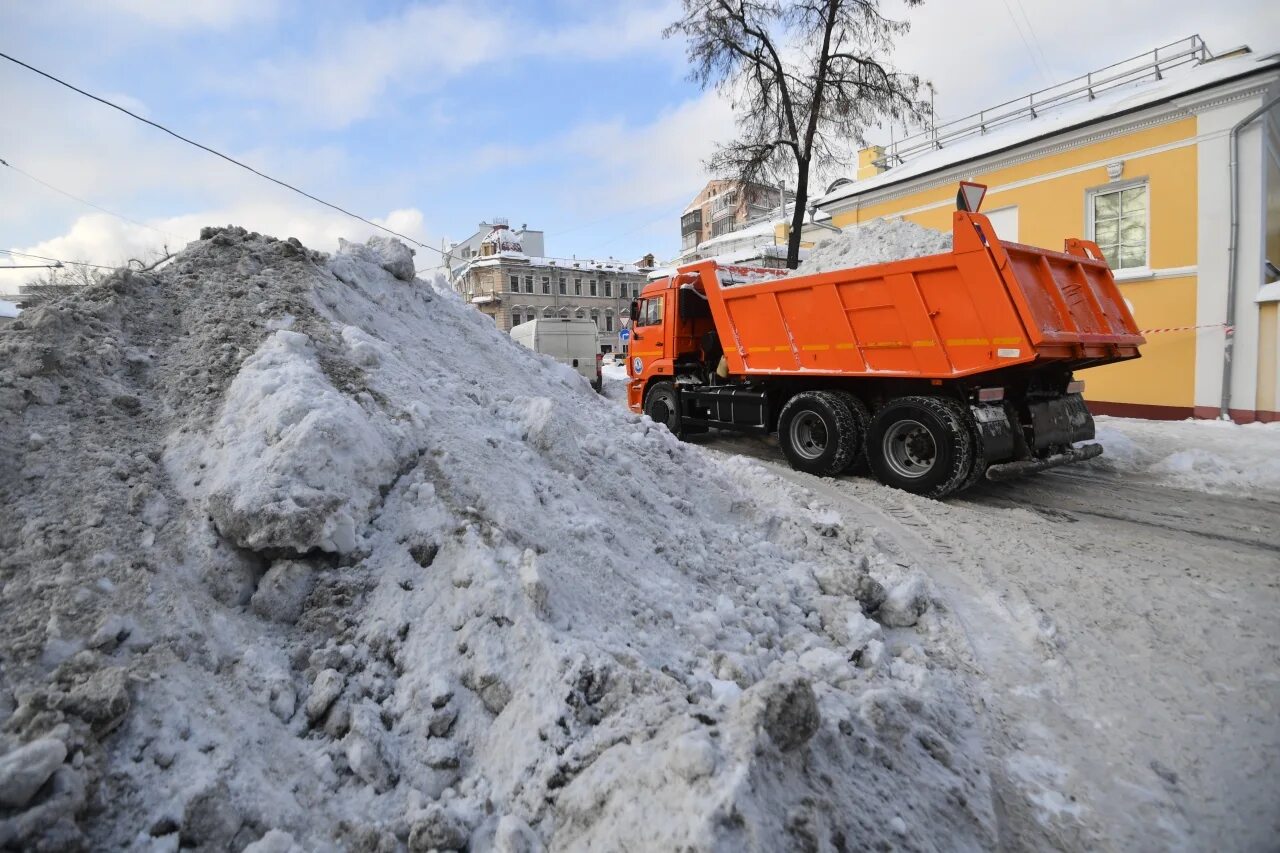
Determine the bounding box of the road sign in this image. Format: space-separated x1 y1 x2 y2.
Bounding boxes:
618 328 631 342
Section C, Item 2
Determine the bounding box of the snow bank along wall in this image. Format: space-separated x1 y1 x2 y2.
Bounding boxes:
0 226 996 850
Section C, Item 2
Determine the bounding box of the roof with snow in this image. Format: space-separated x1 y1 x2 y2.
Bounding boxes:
818 40 1280 208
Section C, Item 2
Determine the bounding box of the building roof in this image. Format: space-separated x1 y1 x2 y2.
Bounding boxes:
818 43 1280 208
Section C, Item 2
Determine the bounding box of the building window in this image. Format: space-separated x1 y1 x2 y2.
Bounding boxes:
524 275 534 293
574 278 582 296
682 232 698 250
605 312 614 332
1089 182 1148 270
603 280 612 297
543 307 555 318
541 276 550 294
558 277 566 294
509 275 520 292
589 279 597 296
575 308 585 319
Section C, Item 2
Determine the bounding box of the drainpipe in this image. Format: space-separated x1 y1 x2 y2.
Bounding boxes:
1222 91 1280 419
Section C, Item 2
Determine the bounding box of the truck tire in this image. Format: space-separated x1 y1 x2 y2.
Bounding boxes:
644 381 683 437
777 391 857 476
829 390 872 473
867 396 974 498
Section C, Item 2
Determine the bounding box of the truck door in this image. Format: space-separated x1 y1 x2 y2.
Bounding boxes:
629 293 666 377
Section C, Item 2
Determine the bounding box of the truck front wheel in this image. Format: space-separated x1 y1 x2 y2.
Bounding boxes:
644 381 682 437
867 396 974 498
777 391 857 476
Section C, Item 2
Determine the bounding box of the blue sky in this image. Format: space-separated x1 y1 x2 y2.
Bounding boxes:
2 0 1276 277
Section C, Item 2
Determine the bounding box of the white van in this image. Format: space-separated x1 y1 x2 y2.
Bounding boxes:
510 318 602 391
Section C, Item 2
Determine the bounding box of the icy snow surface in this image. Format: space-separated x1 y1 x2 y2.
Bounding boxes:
1088 415 1280 497
0 227 996 850
793 219 953 276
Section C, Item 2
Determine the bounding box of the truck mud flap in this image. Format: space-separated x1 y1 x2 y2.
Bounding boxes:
985 442 1103 481
1028 393 1094 450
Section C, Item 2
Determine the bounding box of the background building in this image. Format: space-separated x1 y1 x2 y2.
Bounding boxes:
449 222 654 351
679 180 792 263
812 36 1280 423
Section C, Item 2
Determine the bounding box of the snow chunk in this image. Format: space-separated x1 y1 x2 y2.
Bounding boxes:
172 330 399 555
0 737 66 808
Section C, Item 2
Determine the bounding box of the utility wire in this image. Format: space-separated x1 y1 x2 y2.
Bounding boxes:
0 51 444 256
998 0 1052 86
0 264 63 270
0 157 177 240
1011 0 1055 81
0 248 117 271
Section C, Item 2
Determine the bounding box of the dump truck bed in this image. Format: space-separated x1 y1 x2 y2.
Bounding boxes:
694 211 1144 380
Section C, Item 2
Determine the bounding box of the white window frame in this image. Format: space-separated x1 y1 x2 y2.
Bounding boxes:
1086 178 1150 278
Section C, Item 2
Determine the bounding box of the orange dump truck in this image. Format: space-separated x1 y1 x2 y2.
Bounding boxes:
625 183 1145 497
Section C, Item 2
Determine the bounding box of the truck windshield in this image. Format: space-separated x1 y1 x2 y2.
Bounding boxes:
636 296 664 327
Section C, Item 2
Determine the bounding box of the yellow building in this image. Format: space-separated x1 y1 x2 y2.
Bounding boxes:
815 37 1280 422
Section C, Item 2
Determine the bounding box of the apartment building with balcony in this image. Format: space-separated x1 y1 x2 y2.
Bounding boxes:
678 180 792 262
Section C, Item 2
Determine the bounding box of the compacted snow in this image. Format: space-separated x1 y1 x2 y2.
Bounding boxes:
793 219 953 276
0 228 997 850
1088 415 1280 496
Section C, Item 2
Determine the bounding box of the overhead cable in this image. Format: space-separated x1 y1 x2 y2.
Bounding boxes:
0 51 444 256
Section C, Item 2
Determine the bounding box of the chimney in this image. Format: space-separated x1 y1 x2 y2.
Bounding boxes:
857 145 886 180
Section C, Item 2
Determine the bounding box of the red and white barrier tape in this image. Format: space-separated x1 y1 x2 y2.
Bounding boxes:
1139 322 1233 335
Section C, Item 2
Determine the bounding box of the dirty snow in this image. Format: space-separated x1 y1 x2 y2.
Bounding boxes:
1087 415 1280 497
0 227 996 850
793 218 953 276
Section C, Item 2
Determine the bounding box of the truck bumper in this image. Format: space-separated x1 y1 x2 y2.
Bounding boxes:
985 442 1103 481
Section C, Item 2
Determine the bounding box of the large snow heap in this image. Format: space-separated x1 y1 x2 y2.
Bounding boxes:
0 226 995 850
794 218 953 276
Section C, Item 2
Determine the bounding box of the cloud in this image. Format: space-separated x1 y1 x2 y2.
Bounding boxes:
245 1 678 127
94 0 281 29
3 200 439 287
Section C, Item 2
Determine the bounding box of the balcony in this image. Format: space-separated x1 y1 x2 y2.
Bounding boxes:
680 210 703 236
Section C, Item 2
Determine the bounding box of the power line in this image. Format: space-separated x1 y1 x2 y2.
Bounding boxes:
0 248 117 270
1011 0 1055 81
0 157 177 240
0 264 63 270
998 0 1052 86
0 51 444 257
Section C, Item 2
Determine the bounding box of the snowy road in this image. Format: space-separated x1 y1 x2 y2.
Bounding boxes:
692 431 1280 851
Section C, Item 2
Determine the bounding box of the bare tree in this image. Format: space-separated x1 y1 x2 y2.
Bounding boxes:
18 262 104 308
667 0 925 268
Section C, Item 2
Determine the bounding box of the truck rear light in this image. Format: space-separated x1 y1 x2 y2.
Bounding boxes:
1066 380 1085 394
977 387 1004 402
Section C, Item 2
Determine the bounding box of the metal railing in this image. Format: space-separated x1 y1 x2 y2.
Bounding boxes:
876 35 1212 169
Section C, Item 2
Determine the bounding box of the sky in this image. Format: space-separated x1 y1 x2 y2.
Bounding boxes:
1 0 1277 283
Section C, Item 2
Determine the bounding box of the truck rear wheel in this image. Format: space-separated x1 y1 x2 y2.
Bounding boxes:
829 390 871 473
777 391 857 476
644 381 682 437
867 396 974 498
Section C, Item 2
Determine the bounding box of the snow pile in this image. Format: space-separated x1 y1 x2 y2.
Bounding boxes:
1089 415 1280 497
795 218 953 276
0 226 995 850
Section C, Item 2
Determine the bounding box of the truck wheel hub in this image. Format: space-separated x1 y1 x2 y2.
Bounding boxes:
789 411 829 460
884 420 936 479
